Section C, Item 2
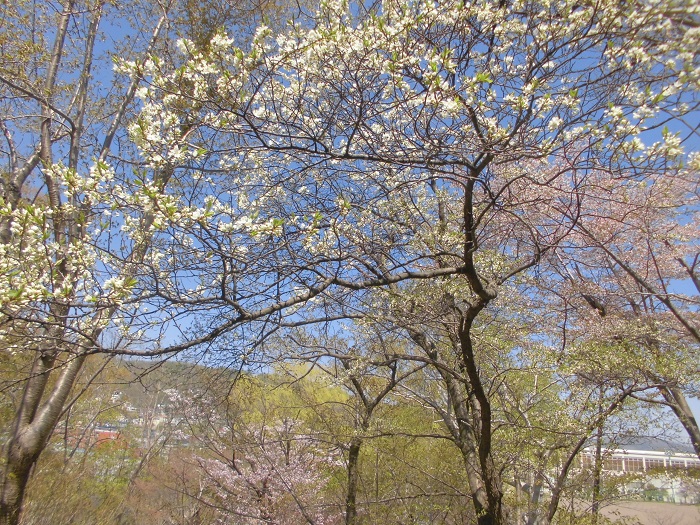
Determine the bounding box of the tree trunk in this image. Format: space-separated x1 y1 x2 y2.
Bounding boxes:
408 325 502 524
660 386 700 459
524 452 549 525
0 351 86 525
459 443 491 525
345 437 362 525
1 431 43 525
591 413 603 525
457 316 504 525
437 351 498 525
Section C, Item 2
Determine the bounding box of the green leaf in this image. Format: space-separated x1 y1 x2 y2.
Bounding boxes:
7 289 23 300
476 72 493 84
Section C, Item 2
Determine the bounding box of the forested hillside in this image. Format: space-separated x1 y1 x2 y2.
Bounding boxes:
3 357 697 525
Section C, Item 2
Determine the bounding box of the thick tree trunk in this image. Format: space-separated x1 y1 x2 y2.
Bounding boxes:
458 443 491 525
408 324 503 524
524 462 546 525
457 317 505 525
438 350 500 525
1 431 43 525
0 352 86 525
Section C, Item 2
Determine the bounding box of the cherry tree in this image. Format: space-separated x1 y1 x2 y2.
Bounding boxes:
164 371 343 525
132 1 698 523
199 429 339 525
0 3 437 522
3 0 698 523
0 1 315 522
0 2 179 522
548 159 700 457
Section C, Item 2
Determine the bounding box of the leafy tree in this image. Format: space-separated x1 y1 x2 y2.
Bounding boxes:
550 162 700 457
0 0 339 520
3 0 699 523
0 2 176 521
279 328 427 525
135 0 697 522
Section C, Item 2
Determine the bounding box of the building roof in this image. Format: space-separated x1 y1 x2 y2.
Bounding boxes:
611 437 697 455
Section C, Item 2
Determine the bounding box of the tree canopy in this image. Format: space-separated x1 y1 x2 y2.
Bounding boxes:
1 1 699 524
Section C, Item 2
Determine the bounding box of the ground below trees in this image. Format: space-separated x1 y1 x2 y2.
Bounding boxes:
600 501 700 525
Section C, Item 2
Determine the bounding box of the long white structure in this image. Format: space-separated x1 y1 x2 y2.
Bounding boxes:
580 444 700 473
579 438 700 504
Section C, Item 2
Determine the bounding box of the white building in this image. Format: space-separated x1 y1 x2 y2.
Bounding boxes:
580 437 700 504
